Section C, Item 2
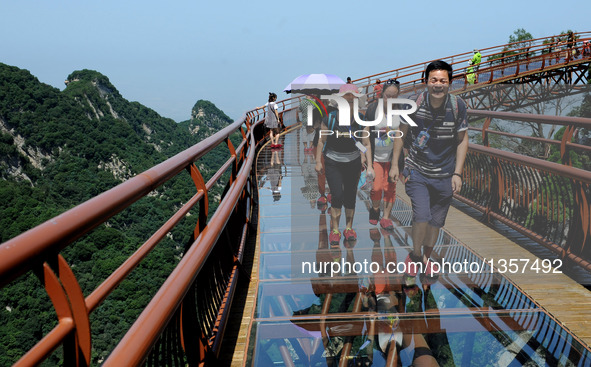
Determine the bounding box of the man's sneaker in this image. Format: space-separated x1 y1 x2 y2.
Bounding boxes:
420 273 437 286
343 228 357 241
379 218 394 231
369 207 380 225
404 253 422 277
424 258 438 278
329 230 341 248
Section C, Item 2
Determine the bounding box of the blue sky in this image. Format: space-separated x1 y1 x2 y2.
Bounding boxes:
1 1 589 122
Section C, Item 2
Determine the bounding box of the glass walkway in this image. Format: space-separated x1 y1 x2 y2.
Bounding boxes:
242 126 591 367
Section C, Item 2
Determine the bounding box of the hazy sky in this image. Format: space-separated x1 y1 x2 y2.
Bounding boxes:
1 1 589 122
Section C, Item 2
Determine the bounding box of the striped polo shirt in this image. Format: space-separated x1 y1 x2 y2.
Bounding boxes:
403 92 468 178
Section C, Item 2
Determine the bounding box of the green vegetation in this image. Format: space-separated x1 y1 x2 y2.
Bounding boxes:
0 62 239 365
487 28 534 65
548 93 591 169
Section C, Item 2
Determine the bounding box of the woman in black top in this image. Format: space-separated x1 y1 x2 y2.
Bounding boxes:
315 85 373 247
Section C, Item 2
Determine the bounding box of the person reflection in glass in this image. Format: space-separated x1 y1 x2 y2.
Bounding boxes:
259 145 283 202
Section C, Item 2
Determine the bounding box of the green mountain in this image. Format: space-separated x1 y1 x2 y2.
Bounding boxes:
180 99 233 140
0 63 236 365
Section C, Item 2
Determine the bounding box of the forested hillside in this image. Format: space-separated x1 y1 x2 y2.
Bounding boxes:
0 63 238 365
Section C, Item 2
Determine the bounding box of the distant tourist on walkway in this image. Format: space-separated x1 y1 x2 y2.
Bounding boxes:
567 31 575 52
258 92 281 148
557 39 567 62
372 79 383 102
389 60 469 278
470 49 481 72
583 40 591 57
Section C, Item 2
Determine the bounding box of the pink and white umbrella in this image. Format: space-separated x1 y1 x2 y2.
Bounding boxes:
283 73 346 94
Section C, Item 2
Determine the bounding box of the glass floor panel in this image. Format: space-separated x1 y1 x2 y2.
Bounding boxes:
249 312 591 367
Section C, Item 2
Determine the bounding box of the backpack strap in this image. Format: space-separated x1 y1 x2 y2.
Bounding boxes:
323 110 339 153
416 91 459 122
415 91 426 110
449 94 458 123
328 110 338 131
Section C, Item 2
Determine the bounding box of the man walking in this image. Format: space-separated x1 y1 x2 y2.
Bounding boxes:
389 60 469 277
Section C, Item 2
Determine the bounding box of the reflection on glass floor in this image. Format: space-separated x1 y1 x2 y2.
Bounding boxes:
251 129 591 366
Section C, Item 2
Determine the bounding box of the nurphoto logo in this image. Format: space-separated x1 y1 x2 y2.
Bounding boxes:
305 92 419 128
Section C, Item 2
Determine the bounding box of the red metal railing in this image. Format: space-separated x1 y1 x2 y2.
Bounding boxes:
353 31 591 100
467 109 591 164
0 101 295 365
457 109 591 271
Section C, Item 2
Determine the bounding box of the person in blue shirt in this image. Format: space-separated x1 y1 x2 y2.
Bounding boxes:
389 60 469 278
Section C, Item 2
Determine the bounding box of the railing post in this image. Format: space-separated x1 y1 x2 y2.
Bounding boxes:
482 117 492 147
487 157 504 222
225 137 238 184
560 126 575 166
180 286 210 366
566 183 591 259
189 163 209 238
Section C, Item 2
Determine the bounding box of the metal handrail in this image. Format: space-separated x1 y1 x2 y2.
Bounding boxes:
466 109 591 162
457 141 591 270
354 31 591 100
102 123 257 366
0 118 245 287
0 106 263 365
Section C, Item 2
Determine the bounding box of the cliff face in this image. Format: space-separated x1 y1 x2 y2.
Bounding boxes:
0 65 232 185
0 62 234 228
180 99 233 140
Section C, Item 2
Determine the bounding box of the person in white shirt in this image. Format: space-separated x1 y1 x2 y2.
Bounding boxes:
258 92 281 148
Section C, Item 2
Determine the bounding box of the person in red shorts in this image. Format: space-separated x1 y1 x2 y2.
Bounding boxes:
364 79 403 230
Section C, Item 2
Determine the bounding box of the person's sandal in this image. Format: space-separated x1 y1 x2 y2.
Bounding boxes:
317 195 327 206
329 229 341 248
379 218 394 231
369 207 380 225
343 228 357 241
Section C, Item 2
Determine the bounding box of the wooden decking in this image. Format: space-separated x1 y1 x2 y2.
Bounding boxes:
224 209 261 367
